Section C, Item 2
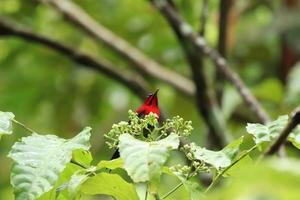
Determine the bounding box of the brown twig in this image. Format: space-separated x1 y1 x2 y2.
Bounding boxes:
0 18 149 99
152 0 229 148
215 0 233 105
198 0 227 147
218 0 232 57
199 0 209 36
150 0 270 125
264 108 300 156
39 0 195 97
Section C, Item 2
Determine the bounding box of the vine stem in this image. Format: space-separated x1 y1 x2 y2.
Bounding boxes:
12 119 36 133
117 144 256 199
145 183 148 200
70 159 88 169
205 145 258 193
161 169 196 199
161 182 183 199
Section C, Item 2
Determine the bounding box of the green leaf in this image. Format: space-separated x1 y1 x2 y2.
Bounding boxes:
118 133 180 183
190 137 244 170
38 163 82 200
172 171 203 200
0 111 15 138
288 126 300 149
253 78 284 103
134 183 147 200
80 173 139 200
246 115 288 144
223 155 253 177
97 158 124 170
286 62 300 106
246 115 300 150
97 158 132 184
182 177 203 200
221 85 242 120
8 127 91 200
206 158 300 200
72 149 93 168
68 172 89 199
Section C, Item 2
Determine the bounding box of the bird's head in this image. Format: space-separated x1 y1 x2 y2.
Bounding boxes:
136 89 160 118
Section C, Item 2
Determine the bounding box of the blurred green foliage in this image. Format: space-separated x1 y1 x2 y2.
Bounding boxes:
1 0 300 199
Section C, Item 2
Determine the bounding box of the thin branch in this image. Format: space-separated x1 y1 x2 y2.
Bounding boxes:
70 159 88 169
198 0 227 148
161 182 182 199
154 0 229 148
205 144 258 193
0 18 150 100
39 0 195 97
264 108 300 156
150 0 270 124
215 0 233 106
218 0 232 57
12 119 36 134
199 0 209 36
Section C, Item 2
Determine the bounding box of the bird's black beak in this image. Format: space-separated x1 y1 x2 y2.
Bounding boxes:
153 89 159 97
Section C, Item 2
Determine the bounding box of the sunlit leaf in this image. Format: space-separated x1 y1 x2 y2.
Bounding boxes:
172 171 203 200
206 158 300 200
286 62 300 106
38 163 82 200
134 183 147 200
118 133 180 183
246 115 300 150
68 172 89 199
221 85 242 120
190 137 244 170
253 78 284 103
72 149 93 168
288 126 300 150
8 127 91 200
97 158 124 170
224 155 253 177
0 111 15 139
246 115 288 144
80 173 139 200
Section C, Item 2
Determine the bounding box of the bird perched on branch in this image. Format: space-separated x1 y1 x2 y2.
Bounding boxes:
111 89 160 159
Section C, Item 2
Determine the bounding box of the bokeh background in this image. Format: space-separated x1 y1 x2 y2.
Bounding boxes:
1 0 300 199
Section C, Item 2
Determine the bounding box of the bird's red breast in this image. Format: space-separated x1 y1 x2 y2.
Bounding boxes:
136 89 160 118
111 90 160 160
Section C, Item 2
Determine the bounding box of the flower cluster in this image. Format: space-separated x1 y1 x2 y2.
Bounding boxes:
163 116 193 137
170 164 192 178
180 144 209 175
104 110 193 149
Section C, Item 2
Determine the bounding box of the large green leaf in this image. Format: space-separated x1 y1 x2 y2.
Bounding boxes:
253 78 284 103
72 149 93 168
190 137 244 170
172 171 203 200
80 173 139 200
97 158 124 170
0 111 15 139
246 115 300 149
8 127 91 200
68 170 91 199
118 133 180 183
286 62 300 106
221 85 242 120
246 115 288 144
288 126 300 150
206 158 300 200
38 163 83 200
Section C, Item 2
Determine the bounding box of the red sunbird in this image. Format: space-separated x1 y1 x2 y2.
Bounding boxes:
111 89 160 159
